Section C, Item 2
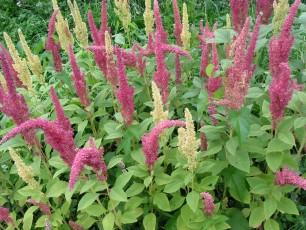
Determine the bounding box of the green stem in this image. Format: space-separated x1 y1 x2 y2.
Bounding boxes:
295 135 306 163
105 182 122 230
86 110 98 138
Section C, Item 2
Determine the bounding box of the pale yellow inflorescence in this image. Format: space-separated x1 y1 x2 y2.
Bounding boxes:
143 0 154 36
3 32 34 95
18 29 43 81
114 0 132 34
178 108 201 172
105 31 114 57
150 81 168 125
272 0 289 34
9 148 40 189
52 0 74 51
0 72 7 92
181 3 191 51
226 13 231 30
67 0 88 48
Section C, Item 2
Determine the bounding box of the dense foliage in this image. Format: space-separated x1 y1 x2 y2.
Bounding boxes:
0 0 305 229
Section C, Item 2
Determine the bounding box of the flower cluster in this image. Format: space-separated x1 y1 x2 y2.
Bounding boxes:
114 0 132 34
142 120 186 171
181 3 191 51
143 0 154 36
27 199 51 217
272 0 289 34
0 206 13 226
229 0 249 33
200 192 216 216
275 166 306 190
69 137 107 190
151 81 168 125
256 0 274 24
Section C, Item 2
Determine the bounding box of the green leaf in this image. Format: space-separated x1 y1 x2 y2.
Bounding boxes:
267 138 292 152
250 184 271 195
294 117 306 129
78 120 88 134
249 207 265 228
278 131 295 146
264 219 280 230
107 156 123 169
266 151 284 172
186 191 199 213
206 64 214 77
143 213 156 230
102 213 115 230
201 144 223 157
114 171 133 188
23 206 37 230
264 198 277 219
196 90 208 121
78 193 100 211
126 183 145 197
153 192 171 211
109 186 128 202
46 180 68 197
122 208 143 224
228 151 250 173
114 33 125 44
277 197 299 215
226 137 238 155
229 108 250 143
84 204 106 217
164 179 184 193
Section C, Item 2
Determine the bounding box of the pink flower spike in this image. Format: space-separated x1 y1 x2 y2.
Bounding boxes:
27 199 51 217
69 221 84 230
161 44 192 60
200 192 216 216
175 54 182 85
0 118 76 167
115 46 135 125
46 9 62 72
50 86 73 133
200 122 207 151
0 206 14 226
68 44 90 107
256 0 273 24
172 0 182 46
100 0 111 43
88 10 102 45
154 0 168 43
142 120 186 171
230 0 250 33
69 137 107 190
275 165 306 190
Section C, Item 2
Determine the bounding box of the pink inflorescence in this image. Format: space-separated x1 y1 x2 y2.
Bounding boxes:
142 120 186 171
69 221 84 230
27 199 51 217
275 166 306 190
256 0 274 24
200 121 207 152
115 46 135 126
154 0 168 43
0 206 13 226
215 16 261 110
0 45 40 148
68 137 107 190
172 0 183 46
200 192 216 216
68 44 90 107
46 9 62 72
229 0 250 33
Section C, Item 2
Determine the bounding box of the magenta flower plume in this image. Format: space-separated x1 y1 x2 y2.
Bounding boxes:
68 44 90 107
269 0 301 79
229 0 250 33
27 199 51 217
99 0 111 44
114 46 135 125
200 192 216 216
0 43 23 88
269 63 301 129
154 0 168 43
0 118 76 167
200 122 207 152
175 54 182 85
172 0 182 46
215 17 261 110
0 47 40 147
275 165 306 190
142 120 186 171
50 86 73 134
46 9 62 72
68 137 107 190
0 206 13 226
256 0 274 24
69 221 84 230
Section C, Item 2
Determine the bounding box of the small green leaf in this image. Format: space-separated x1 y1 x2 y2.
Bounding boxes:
144 176 153 188
278 131 295 146
109 186 127 202
126 183 145 197
102 213 115 230
206 64 214 77
78 193 100 211
107 156 124 169
228 151 250 173
266 151 284 172
267 138 292 152
84 204 106 217
277 197 299 215
23 206 37 230
186 191 199 213
153 193 171 211
249 207 265 228
143 213 156 230
226 137 238 155
114 33 125 44
264 219 280 230
264 198 277 219
250 184 271 195
164 179 184 193
78 120 88 134
114 171 133 188
46 180 68 198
